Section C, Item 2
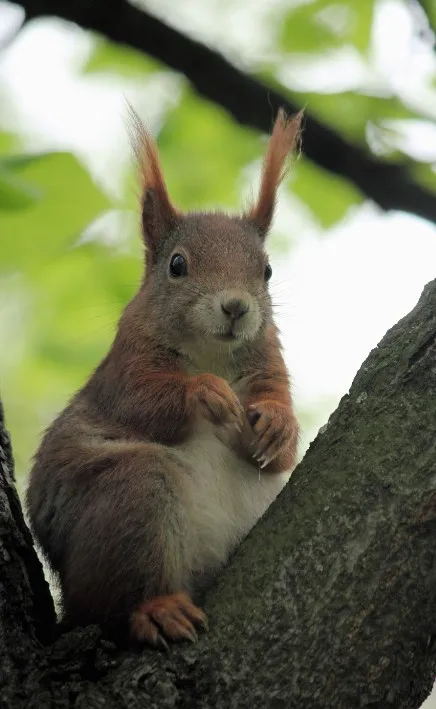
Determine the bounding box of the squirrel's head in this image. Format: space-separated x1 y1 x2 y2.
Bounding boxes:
129 108 302 353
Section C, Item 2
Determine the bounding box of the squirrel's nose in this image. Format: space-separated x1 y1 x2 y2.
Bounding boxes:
221 298 249 321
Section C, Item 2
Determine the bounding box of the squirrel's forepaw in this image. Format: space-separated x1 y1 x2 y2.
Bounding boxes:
191 373 244 430
247 401 298 469
130 592 207 648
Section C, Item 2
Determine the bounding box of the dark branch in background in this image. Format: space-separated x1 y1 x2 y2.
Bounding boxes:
16 0 436 225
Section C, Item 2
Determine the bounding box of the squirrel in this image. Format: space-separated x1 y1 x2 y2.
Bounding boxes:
26 108 301 648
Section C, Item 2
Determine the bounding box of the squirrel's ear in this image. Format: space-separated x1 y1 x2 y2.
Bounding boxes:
247 109 302 238
128 106 179 253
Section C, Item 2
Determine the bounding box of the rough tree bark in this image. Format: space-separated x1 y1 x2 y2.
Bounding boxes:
13 0 436 225
0 279 435 709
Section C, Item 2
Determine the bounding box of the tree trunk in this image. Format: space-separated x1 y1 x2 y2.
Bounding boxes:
1 279 435 709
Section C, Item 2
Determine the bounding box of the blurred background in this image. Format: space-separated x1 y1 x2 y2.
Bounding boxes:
0 1 436 699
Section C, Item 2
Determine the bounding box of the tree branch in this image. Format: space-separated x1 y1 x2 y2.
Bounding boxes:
1 279 436 707
15 0 436 225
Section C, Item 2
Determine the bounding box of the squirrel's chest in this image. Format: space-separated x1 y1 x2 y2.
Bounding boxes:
173 424 287 577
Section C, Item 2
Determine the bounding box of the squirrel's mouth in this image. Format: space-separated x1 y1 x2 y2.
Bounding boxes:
216 328 244 342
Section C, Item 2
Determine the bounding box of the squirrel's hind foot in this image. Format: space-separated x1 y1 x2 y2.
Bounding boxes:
130 592 207 648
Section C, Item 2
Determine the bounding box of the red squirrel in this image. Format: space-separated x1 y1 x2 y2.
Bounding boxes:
26 108 301 647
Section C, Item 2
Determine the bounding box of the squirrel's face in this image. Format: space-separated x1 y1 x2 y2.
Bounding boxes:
129 106 301 354
148 214 272 350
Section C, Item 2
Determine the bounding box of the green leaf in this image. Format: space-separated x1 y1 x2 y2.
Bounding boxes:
279 1 375 54
410 162 436 194
157 89 261 209
280 2 341 53
83 37 161 77
0 166 42 210
345 1 374 52
291 157 363 228
0 151 111 274
0 131 20 155
31 245 135 366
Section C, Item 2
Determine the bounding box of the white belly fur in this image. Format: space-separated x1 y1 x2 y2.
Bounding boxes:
173 422 289 579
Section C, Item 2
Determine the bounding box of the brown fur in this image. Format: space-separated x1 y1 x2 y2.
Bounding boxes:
248 109 302 235
26 108 301 647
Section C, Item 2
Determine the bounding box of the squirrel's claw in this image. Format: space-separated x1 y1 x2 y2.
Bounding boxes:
130 592 207 647
156 633 170 651
249 400 296 469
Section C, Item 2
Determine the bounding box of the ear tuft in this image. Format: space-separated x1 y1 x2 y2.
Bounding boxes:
247 109 303 237
127 103 179 253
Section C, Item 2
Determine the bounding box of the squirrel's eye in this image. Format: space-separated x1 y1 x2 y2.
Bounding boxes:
264 263 272 282
169 254 187 278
